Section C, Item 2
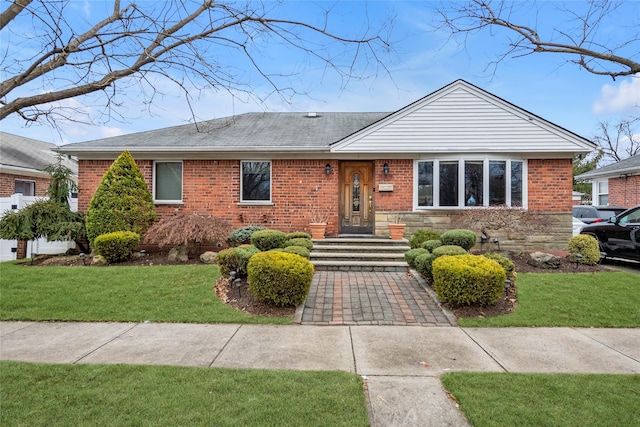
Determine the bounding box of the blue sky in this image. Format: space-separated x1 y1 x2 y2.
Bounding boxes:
1 0 638 146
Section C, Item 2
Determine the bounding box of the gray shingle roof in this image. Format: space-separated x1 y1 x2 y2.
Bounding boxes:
60 112 390 152
576 154 640 180
0 132 76 173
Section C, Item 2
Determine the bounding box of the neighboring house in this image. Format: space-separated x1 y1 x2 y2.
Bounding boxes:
572 191 586 206
575 154 640 208
59 80 596 250
0 132 78 261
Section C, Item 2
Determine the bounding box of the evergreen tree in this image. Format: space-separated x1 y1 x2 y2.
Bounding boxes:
0 156 87 256
85 150 157 245
573 151 603 201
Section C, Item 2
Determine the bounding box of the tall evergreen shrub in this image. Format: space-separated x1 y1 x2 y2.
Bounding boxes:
85 150 157 245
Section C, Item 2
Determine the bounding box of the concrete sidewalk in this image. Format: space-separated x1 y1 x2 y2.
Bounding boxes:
2 322 639 427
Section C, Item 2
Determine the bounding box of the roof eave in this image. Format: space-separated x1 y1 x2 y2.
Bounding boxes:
576 166 640 180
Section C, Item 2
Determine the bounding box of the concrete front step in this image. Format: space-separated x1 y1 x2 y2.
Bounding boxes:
312 244 410 253
312 260 409 272
310 236 409 271
315 237 409 245
311 252 406 262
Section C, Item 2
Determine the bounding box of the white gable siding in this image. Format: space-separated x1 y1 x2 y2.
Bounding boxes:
332 82 593 155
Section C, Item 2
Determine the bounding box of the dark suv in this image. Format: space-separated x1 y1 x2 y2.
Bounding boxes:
580 205 640 262
572 205 627 224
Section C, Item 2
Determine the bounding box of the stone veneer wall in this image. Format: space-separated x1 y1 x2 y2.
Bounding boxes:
376 210 572 251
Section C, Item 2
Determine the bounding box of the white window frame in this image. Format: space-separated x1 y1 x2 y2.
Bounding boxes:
240 160 272 205
14 179 36 196
413 157 527 210
593 179 609 206
153 160 183 204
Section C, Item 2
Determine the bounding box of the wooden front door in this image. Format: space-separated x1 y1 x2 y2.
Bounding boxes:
339 161 374 234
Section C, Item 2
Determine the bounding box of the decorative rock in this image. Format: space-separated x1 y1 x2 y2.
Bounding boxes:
168 245 189 262
92 255 107 265
527 251 561 269
200 251 218 264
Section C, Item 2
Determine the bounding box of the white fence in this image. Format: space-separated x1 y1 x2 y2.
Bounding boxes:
0 193 78 262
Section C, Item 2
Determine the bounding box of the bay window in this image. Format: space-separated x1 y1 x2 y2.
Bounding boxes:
415 158 525 208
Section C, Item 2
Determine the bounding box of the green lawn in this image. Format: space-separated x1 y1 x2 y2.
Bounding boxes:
0 361 368 427
0 262 291 324
458 271 640 327
441 372 640 427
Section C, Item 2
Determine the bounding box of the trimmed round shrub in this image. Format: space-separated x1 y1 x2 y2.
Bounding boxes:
405 248 429 269
440 229 478 251
409 229 441 249
433 255 506 306
250 229 287 251
93 231 140 263
568 234 600 265
85 150 157 246
432 245 467 257
283 237 313 251
415 252 436 281
248 251 314 307
275 246 311 259
482 252 516 283
421 239 443 252
286 232 312 240
217 245 260 277
227 226 266 246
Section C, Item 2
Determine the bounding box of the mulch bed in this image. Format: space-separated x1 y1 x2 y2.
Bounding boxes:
23 249 613 320
444 250 611 319
213 276 296 318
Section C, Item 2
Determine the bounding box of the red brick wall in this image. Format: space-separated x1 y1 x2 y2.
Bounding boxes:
527 159 573 212
374 159 413 211
78 159 340 235
0 173 50 197
608 175 640 207
77 157 575 236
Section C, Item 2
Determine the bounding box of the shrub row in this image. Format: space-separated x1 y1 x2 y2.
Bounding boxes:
433 254 506 306
407 228 517 307
218 227 315 306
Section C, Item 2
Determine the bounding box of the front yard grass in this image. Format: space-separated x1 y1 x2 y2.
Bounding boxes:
458 271 640 327
0 262 291 324
441 372 640 427
0 361 369 427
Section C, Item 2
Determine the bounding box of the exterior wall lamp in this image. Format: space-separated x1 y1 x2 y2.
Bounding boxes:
325 164 332 175
383 163 389 175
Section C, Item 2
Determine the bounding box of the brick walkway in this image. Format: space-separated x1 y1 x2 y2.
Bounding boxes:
299 271 454 326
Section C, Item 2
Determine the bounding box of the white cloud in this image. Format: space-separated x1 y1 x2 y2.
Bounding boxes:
593 75 640 114
100 127 126 138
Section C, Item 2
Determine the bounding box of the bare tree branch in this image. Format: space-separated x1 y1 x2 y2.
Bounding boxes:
0 0 31 31
593 118 640 163
435 0 639 79
0 0 391 125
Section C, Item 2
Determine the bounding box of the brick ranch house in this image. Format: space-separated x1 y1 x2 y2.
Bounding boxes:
0 132 78 260
576 153 640 208
60 80 597 251
0 133 73 198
